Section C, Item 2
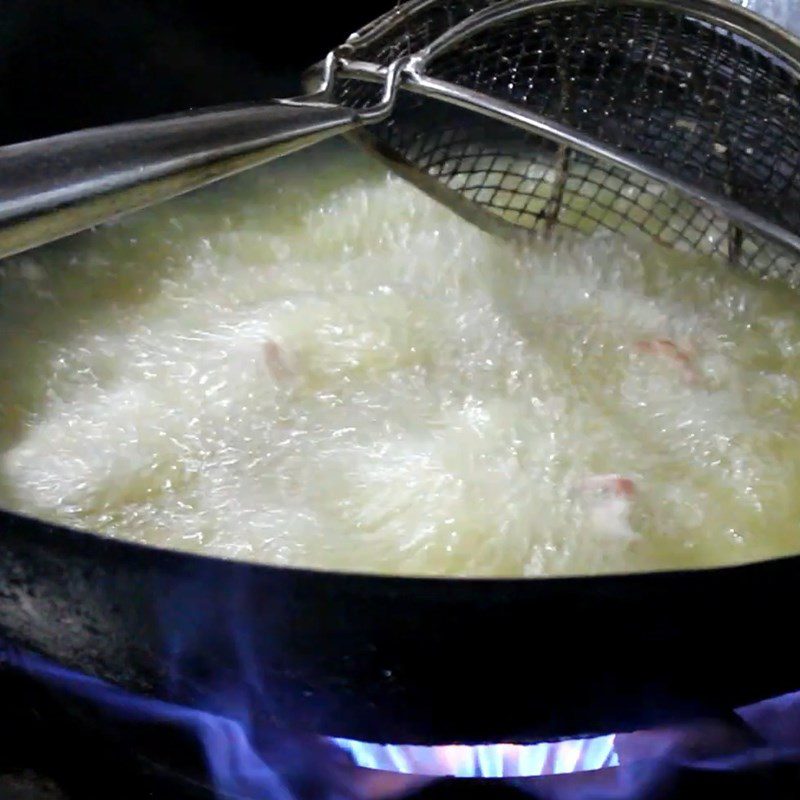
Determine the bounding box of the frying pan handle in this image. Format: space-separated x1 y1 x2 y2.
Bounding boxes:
0 100 359 260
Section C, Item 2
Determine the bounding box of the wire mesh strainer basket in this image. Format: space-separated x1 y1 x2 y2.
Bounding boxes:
310 0 800 286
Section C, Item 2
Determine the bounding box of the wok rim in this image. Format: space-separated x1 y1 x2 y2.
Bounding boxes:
2 504 797 587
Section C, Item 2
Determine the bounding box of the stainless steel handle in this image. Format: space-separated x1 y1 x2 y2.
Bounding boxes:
0 101 359 259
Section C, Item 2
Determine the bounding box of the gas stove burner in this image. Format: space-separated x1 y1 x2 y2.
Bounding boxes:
331 735 618 778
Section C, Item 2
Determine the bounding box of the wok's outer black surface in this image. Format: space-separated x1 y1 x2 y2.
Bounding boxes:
0 508 797 744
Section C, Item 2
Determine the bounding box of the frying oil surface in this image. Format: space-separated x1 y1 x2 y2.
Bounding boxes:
0 144 799 576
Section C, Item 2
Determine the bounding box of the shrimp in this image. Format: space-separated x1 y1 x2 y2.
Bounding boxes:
576 473 636 499
634 338 699 384
574 474 638 541
263 340 293 381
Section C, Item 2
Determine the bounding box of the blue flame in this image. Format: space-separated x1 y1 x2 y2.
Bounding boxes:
5 640 800 800
1 643 303 800
331 736 619 777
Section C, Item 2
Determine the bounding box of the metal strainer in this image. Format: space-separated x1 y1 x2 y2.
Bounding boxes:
2 0 800 282
317 0 800 283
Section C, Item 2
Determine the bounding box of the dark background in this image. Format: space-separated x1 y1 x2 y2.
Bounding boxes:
0 0 392 145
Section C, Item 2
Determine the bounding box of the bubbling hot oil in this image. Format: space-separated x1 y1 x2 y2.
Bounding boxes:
0 144 799 576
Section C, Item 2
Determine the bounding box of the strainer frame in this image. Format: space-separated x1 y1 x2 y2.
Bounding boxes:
314 0 800 267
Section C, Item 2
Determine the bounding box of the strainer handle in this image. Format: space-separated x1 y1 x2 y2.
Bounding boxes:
0 100 359 260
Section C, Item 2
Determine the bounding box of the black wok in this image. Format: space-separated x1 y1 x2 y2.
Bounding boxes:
1 502 798 745
0 0 798 749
